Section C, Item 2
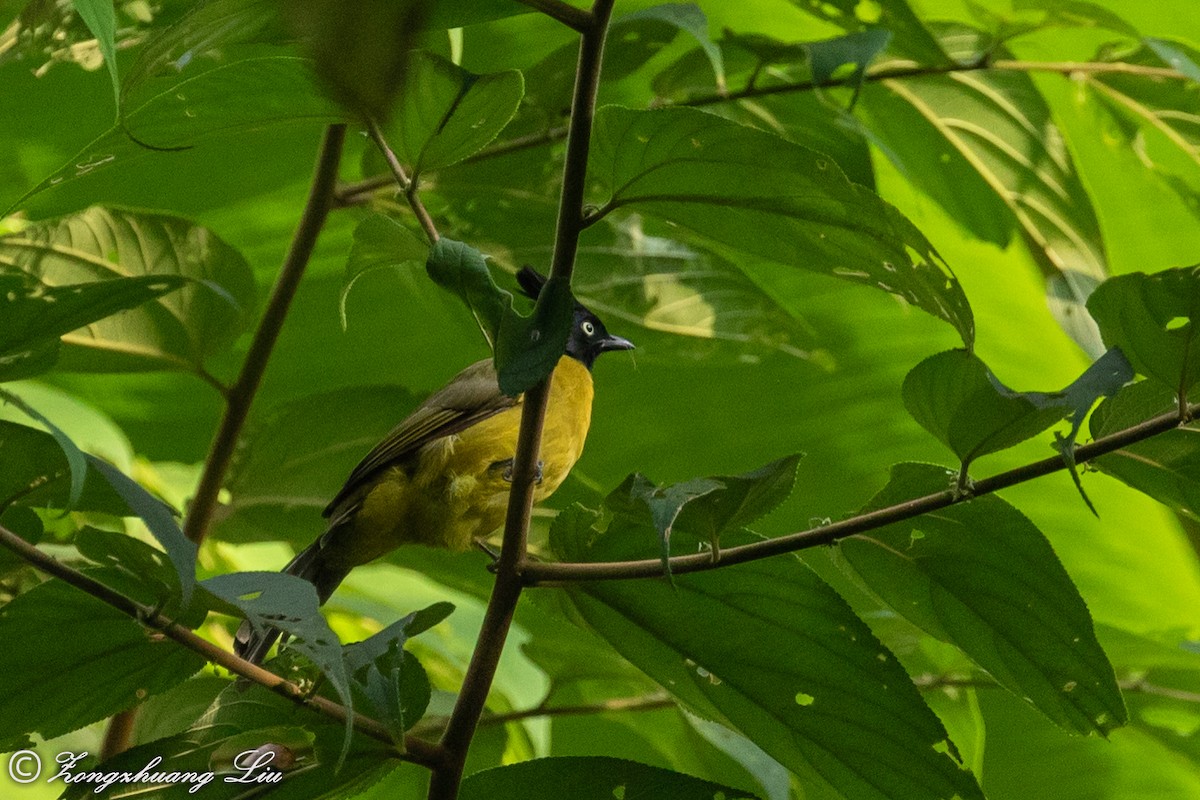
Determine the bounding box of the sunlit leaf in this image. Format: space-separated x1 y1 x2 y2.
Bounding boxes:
0 207 256 375
590 105 975 346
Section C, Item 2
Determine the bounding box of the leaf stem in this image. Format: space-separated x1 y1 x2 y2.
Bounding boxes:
426 2 616 797
522 399 1200 583
481 692 674 726
183 124 346 546
366 119 441 244
513 0 593 32
0 520 445 769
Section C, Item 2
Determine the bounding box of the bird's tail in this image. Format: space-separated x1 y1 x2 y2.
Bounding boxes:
233 537 352 665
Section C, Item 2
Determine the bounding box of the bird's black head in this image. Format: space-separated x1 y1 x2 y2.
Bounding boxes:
516 266 634 370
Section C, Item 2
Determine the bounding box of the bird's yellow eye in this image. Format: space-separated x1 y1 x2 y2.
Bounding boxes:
581 321 596 336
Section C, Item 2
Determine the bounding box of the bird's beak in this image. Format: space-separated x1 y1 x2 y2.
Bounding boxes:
599 334 635 353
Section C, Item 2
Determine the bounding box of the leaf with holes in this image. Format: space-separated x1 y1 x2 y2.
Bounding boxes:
839 462 1127 736
0 207 255 375
590 105 974 346
1086 266 1200 395
552 512 985 800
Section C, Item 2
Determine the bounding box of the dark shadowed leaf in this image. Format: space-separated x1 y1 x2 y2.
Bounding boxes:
378 50 524 172
0 387 89 511
0 420 125 514
495 274 574 395
426 237 509 346
590 105 974 346
0 207 256 374
0 271 187 383
1089 380 1200 521
902 349 1071 468
621 4 724 88
839 462 1126 736
787 0 947 63
460 756 760 800
0 579 203 742
69 0 118 105
1086 266 1200 394
552 515 985 800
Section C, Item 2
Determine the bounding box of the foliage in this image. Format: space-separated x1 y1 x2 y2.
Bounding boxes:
2 0 1200 799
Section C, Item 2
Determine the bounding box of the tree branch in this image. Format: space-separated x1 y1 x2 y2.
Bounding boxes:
427 2 616 797
183 124 347 546
0 521 445 770
366 120 440 244
522 399 1200 583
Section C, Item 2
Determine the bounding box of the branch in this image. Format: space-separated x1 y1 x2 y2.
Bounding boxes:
427 2 617 797
522 399 1200 583
513 0 592 32
366 120 440 243
481 692 674 727
183 124 347 545
334 55 1190 198
0 521 445 770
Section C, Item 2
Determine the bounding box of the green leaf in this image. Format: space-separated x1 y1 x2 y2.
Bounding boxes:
60 682 399 800
69 0 118 106
1146 38 1200 82
75 527 203 624
590 105 975 346
1089 380 1200 521
553 519 985 800
494 274 574 395
605 473 723 576
425 237 509 346
343 603 452 739
838 462 1127 736
0 506 42 575
0 420 125 514
202 571 354 763
86 455 197 606
902 349 1072 468
788 0 948 64
379 50 524 172
621 4 725 89
807 28 892 102
0 271 188 383
282 0 423 122
0 579 204 742
341 214 429 328
1086 265 1200 394
0 387 89 512
460 756 760 800
0 207 256 374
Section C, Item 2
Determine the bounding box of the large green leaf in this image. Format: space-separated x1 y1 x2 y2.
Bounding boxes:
0 419 125 514
460 756 759 800
0 207 256 375
553 516 985 800
69 0 118 105
839 462 1126 735
377 50 524 173
0 579 203 742
1089 380 1200 521
341 213 429 327
1086 265 1200 395
589 105 975 346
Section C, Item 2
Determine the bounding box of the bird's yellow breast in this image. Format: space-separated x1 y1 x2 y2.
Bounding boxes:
349 356 594 560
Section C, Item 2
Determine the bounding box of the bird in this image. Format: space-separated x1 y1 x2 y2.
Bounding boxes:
235 266 633 663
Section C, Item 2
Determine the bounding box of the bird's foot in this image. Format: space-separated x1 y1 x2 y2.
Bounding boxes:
493 458 544 485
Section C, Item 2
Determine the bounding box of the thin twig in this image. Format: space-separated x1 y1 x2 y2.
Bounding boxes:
337 54 1192 202
0 521 445 770
427 2 617 797
366 119 440 243
522 400 1200 583
917 673 1200 705
183 124 347 546
513 0 593 32
481 692 675 727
